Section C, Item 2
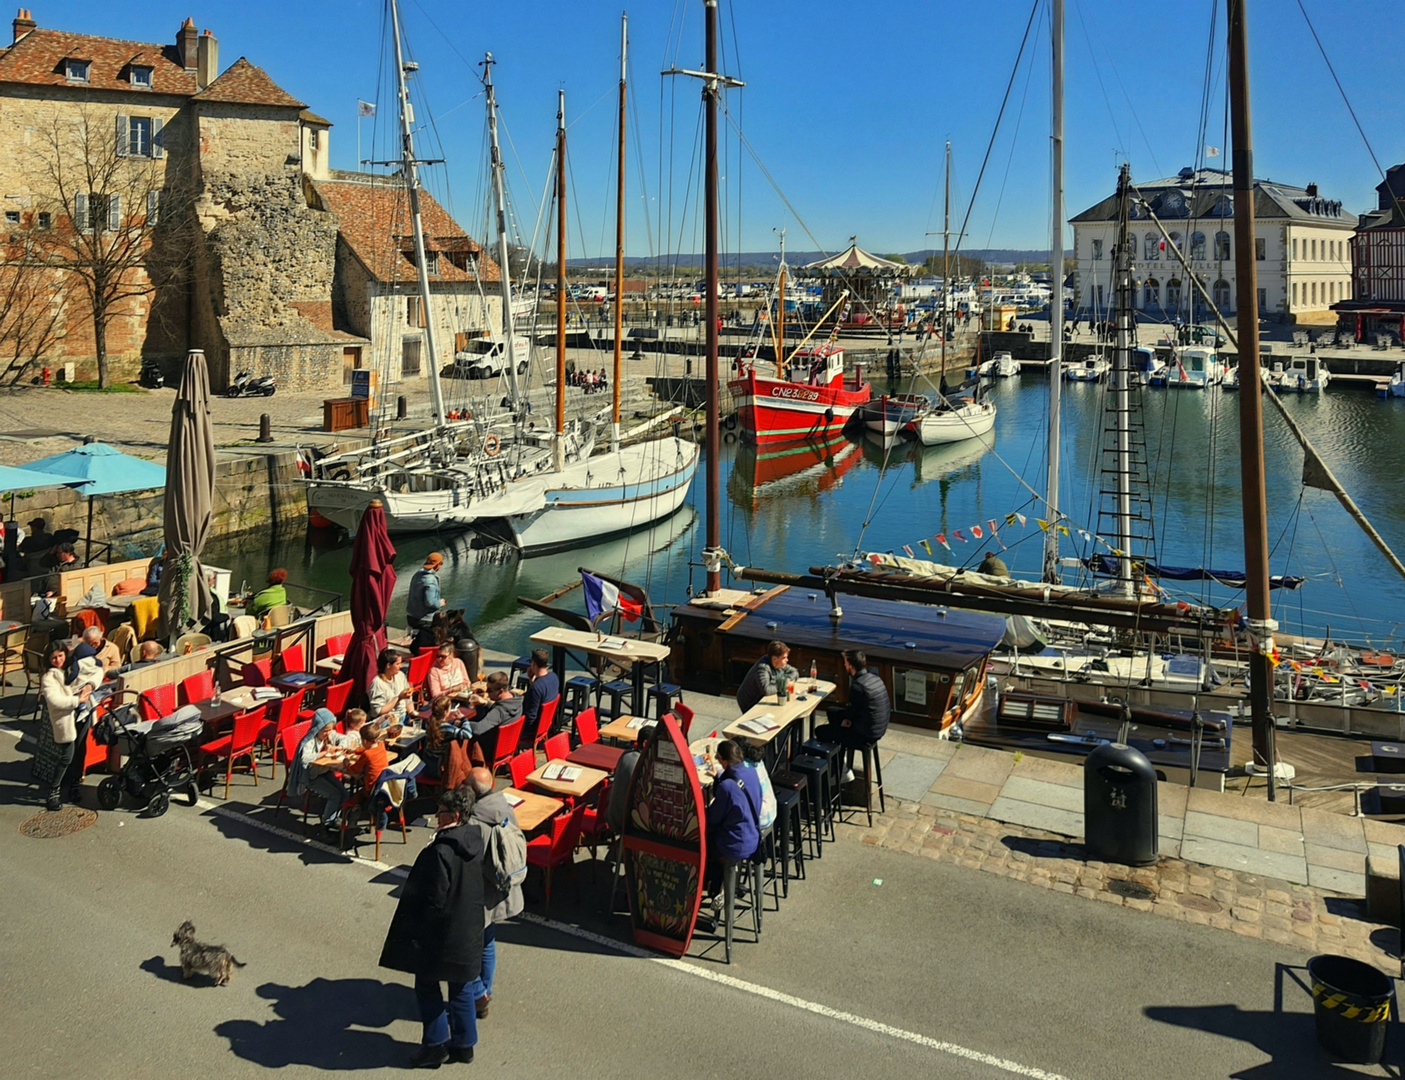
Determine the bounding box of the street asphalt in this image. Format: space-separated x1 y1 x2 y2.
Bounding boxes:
0 726 1396 1079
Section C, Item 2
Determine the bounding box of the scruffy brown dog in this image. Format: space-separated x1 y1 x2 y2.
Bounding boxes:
172 920 246 985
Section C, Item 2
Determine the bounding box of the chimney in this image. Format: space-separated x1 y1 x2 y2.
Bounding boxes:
13 8 35 44
197 28 218 90
1306 182 1319 198
177 16 197 71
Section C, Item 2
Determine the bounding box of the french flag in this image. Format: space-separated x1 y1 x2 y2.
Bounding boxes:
582 571 642 623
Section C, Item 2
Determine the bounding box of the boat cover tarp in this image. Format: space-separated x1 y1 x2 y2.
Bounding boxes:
1000 614 1047 652
1083 555 1304 590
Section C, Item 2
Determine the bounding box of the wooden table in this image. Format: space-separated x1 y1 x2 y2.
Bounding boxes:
194 686 257 726
271 672 330 695
566 742 626 772
598 714 656 744
723 679 836 748
315 655 344 675
525 760 608 799
529 626 671 712
503 787 565 832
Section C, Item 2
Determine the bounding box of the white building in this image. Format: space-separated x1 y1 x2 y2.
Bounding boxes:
1069 167 1355 323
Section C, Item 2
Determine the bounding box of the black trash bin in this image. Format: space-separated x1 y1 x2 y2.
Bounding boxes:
1307 954 1394 1064
1083 742 1158 866
455 637 481 679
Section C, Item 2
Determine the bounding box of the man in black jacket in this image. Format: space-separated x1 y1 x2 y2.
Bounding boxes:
380 785 486 1068
812 649 891 781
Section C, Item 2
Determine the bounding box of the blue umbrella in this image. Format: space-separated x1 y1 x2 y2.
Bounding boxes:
22 442 166 563
0 464 83 577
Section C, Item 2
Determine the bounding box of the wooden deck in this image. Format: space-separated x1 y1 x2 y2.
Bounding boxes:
1228 727 1394 818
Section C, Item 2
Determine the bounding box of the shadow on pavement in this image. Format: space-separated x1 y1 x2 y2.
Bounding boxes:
139 954 187 985
1146 963 1405 1078
203 802 352 867
215 977 418 1071
1001 834 1087 861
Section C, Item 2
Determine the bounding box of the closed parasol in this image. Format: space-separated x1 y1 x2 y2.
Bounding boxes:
158 349 217 644
338 499 397 703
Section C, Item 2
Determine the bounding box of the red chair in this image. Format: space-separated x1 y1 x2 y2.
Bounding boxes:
302 678 353 723
273 720 313 822
82 724 109 777
138 683 177 722
528 695 561 755
509 749 536 789
259 688 306 777
178 670 215 707
673 701 696 739
581 776 611 859
543 732 570 762
526 802 587 913
321 632 352 659
486 715 526 779
241 658 272 688
198 706 266 800
407 651 433 693
574 706 600 746
277 642 306 675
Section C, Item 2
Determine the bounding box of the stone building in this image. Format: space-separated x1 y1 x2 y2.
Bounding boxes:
0 9 500 391
1069 166 1355 324
314 171 502 391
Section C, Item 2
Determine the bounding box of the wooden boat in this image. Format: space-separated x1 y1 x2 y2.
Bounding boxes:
857 393 929 436
728 345 872 445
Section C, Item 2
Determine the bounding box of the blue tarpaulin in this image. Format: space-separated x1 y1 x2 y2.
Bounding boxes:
1084 555 1304 590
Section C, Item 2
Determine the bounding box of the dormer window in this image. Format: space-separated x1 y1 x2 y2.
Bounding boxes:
65 59 90 84
425 251 440 275
130 65 153 89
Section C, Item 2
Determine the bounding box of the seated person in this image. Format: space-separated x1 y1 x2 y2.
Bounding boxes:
18 516 53 575
35 542 78 597
329 708 369 749
343 723 390 809
287 708 345 833
740 742 777 831
425 642 471 700
702 740 763 906
812 649 892 782
115 639 166 675
367 649 413 726
517 648 559 738
469 671 523 740
68 626 121 679
246 569 288 621
734 640 798 713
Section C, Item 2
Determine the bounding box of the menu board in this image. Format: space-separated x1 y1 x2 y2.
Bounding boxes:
622 712 706 956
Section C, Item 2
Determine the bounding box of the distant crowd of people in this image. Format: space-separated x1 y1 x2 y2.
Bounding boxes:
568 367 610 395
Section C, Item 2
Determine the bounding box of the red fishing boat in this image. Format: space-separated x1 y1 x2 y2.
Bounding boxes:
727 345 872 445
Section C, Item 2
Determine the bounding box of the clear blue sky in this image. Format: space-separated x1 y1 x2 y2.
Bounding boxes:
32 0 1403 259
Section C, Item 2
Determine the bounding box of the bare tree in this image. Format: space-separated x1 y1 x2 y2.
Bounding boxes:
27 108 194 388
0 232 63 385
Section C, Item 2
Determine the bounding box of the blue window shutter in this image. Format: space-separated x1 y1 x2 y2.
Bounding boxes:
108 193 120 232
151 116 164 159
74 192 87 230
116 114 129 157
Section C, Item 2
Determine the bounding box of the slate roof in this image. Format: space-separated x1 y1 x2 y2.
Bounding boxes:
1071 168 1357 228
194 57 304 109
316 176 499 285
0 26 197 95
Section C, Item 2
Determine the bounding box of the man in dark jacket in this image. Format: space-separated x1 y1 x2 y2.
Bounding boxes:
517 649 560 740
813 649 891 780
469 672 524 740
703 740 763 903
380 785 485 1068
735 640 798 713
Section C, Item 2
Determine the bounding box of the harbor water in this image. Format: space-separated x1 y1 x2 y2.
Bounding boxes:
204 373 1405 656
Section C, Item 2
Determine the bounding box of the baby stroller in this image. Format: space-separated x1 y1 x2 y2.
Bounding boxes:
93 696 204 817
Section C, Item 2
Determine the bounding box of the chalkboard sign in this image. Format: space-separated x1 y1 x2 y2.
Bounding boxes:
623 712 705 956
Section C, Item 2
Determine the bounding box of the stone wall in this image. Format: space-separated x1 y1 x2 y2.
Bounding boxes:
366 284 499 386
14 449 306 561
196 104 300 179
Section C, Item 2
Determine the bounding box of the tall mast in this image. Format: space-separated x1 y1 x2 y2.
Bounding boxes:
1042 0 1065 583
941 141 950 377
389 0 445 427
1228 0 1277 799
611 15 627 454
1112 164 1134 599
776 233 786 371
481 54 522 408
703 0 720 593
554 90 567 472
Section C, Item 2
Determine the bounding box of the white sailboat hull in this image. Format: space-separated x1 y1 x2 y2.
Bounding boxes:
304 477 545 535
487 438 700 554
908 401 996 446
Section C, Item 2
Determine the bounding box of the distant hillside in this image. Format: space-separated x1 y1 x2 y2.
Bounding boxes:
566 247 1065 271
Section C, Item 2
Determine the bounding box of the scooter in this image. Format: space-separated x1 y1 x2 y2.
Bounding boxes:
226 371 276 397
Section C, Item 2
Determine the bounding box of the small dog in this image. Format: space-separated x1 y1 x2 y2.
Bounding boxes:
172 920 246 986
431 608 475 649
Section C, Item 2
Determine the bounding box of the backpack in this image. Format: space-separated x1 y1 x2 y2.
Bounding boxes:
489 819 528 893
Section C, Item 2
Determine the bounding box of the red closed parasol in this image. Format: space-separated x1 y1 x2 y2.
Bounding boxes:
338 499 398 703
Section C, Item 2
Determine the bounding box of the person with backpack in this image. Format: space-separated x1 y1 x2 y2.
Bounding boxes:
464 768 525 1021
701 740 763 925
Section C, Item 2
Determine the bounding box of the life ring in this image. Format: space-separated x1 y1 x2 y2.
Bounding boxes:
723 431 737 444
483 432 501 457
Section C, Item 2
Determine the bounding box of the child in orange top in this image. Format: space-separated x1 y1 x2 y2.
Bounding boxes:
346 723 389 797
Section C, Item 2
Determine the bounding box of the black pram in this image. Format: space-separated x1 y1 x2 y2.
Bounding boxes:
94 699 203 816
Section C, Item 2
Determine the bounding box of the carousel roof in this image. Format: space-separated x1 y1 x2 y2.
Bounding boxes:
799 243 914 277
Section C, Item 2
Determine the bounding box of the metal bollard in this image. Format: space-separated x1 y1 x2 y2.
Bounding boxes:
397 395 407 419
258 413 273 443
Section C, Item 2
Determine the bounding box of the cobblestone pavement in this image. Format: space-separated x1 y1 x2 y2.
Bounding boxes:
835 798 1400 974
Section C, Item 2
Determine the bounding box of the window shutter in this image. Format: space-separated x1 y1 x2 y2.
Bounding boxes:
108 193 121 232
151 116 164 159
74 192 87 230
147 190 160 226
116 114 129 157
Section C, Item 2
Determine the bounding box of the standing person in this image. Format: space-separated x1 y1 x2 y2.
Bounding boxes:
380 785 485 1068
812 649 891 782
516 649 559 739
464 767 525 1020
246 569 288 621
37 644 93 810
18 516 53 575
734 640 798 713
407 553 445 651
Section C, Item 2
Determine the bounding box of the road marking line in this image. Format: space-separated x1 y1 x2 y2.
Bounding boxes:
197 799 397 873
516 912 1076 1080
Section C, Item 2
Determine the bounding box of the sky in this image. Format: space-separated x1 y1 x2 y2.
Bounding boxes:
30 0 1405 260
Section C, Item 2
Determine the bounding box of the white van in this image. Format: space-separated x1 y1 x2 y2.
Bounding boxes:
443 336 530 379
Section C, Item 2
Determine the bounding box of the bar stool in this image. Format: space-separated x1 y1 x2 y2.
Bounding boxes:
507 655 532 690
771 786 805 896
645 682 684 720
769 768 819 861
801 738 844 827
787 754 834 853
855 742 886 827
563 675 598 723
596 678 634 721
721 856 763 964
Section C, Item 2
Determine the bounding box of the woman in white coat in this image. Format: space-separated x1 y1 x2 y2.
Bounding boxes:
40 643 93 811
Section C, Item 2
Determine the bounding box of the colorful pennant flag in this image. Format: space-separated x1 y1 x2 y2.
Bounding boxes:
952 529 967 543
971 525 984 540
1016 513 1027 527
935 533 950 550
1058 525 1070 537
902 544 915 558
1036 519 1050 532
988 519 1000 537
920 539 932 556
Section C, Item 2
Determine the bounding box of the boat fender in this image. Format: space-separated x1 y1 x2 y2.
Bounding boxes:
723 431 736 444
483 433 501 457
723 414 737 431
